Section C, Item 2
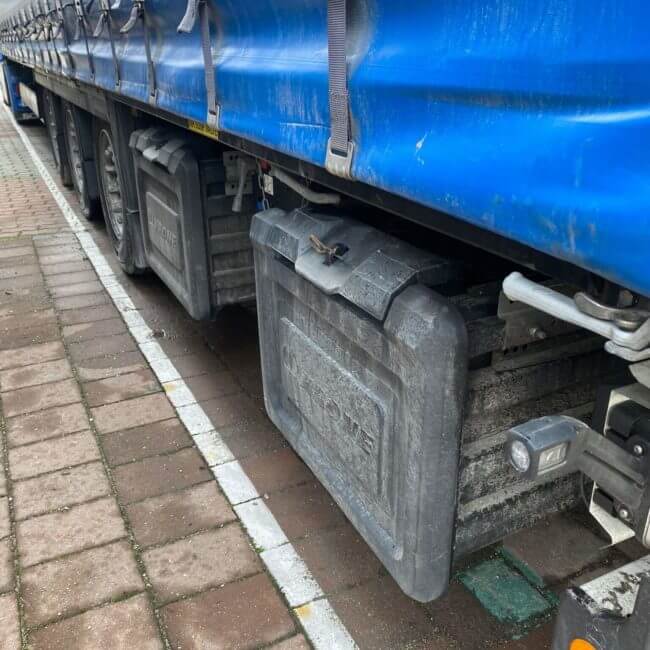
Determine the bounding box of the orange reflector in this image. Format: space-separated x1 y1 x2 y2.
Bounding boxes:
570 640 597 650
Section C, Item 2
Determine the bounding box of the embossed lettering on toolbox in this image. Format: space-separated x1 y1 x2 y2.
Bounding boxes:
280 318 394 506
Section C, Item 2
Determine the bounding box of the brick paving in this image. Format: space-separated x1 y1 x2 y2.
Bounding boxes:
2 106 648 650
0 112 306 650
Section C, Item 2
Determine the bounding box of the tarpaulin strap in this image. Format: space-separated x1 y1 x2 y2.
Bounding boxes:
24 7 36 63
93 0 120 87
326 0 354 179
120 1 156 102
73 0 95 79
178 0 219 130
55 0 75 74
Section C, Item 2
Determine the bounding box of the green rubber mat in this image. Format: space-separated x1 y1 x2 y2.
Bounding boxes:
459 550 558 626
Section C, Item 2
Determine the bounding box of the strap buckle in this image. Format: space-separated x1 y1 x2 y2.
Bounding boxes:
325 138 354 180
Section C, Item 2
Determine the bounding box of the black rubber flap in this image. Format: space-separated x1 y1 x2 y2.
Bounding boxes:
130 128 212 320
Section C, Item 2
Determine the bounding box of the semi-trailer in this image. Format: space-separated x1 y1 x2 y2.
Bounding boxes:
2 2 649 647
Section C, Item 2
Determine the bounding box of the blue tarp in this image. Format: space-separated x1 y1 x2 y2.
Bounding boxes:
2 1 649 295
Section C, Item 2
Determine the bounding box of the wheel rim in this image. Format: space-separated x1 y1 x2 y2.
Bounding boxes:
65 108 86 205
98 129 124 242
44 96 61 170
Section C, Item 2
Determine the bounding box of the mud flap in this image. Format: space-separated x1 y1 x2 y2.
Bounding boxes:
130 128 256 319
251 208 468 601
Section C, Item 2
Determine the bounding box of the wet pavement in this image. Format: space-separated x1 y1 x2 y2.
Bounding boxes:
0 106 647 650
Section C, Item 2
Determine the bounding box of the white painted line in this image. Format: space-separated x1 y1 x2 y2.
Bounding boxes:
130 324 154 344
163 379 197 408
148 357 181 383
177 402 213 435
139 340 167 362
295 598 357 650
261 544 324 607
193 430 234 466
6 106 357 650
122 310 149 330
235 498 288 551
213 461 258 505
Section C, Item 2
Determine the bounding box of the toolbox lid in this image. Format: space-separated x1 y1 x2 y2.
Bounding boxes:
252 207 456 320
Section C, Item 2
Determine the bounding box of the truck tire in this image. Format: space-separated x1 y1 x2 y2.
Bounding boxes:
63 102 100 220
42 91 72 187
94 119 138 274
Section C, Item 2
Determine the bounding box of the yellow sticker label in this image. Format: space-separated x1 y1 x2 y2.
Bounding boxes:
187 120 219 140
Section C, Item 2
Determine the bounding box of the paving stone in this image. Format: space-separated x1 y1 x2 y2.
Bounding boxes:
200 393 267 429
68 332 137 363
0 293 52 318
102 418 193 467
62 317 127 344
0 273 43 290
84 369 160 408
6 403 89 447
0 593 20 650
266 481 347 540
144 525 260 603
0 323 60 352
40 260 93 277
58 303 119 326
0 307 55 332
169 353 226 378
220 421 288 460
91 393 175 434
498 623 554 649
0 256 37 272
332 574 454 650
241 448 313 496
294 524 383 594
28 593 163 650
75 349 148 382
1 378 81 417
162 573 294 649
0 497 9 540
127 481 235 548
503 513 609 584
184 372 240 401
0 340 64 370
54 292 109 311
13 462 111 520
17 497 126 567
21 540 144 627
423 580 513 647
9 431 100 480
1 245 32 258
0 538 13 594
0 358 73 392
45 270 98 287
112 447 211 504
38 252 86 266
